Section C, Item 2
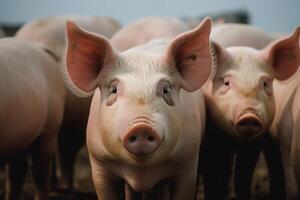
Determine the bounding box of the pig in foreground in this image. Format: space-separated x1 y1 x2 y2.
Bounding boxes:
110 16 189 51
200 24 300 200
64 18 212 199
16 15 121 190
271 32 300 199
0 38 65 199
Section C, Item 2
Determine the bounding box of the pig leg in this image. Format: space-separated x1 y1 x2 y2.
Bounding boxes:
145 182 170 200
234 139 262 200
125 182 144 200
263 133 287 200
4 155 28 200
57 125 85 190
169 170 198 200
90 159 124 200
31 130 59 200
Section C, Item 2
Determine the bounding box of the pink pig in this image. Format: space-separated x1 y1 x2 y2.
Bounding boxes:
15 15 121 190
271 35 300 199
200 24 300 200
0 38 65 200
63 18 212 199
110 16 189 51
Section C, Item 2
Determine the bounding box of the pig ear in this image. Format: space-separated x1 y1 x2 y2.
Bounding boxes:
261 27 300 80
65 21 117 97
164 17 213 91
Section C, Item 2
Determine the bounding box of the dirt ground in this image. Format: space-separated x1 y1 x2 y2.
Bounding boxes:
0 147 270 200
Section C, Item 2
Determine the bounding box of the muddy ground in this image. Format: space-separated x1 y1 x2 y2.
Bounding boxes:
0 147 270 200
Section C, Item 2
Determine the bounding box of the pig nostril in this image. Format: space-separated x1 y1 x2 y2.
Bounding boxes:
129 136 137 142
147 135 154 142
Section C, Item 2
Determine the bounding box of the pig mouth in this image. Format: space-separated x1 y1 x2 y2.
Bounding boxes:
235 111 265 139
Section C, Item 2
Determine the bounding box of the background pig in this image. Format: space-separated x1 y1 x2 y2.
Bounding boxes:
110 16 189 51
16 15 121 58
15 15 121 191
63 18 212 199
0 38 65 200
271 33 300 199
200 24 299 200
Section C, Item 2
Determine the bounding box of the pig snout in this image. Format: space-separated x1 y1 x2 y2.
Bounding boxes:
235 112 263 137
122 124 161 155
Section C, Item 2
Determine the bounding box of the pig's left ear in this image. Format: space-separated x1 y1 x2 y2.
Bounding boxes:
65 21 118 97
164 17 212 91
260 27 300 80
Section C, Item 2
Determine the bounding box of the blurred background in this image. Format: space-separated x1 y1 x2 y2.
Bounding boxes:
0 0 299 35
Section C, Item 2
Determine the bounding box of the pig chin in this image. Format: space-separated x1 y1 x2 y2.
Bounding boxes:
234 110 265 140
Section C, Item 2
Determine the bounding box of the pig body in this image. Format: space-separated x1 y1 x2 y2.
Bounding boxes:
211 23 275 49
200 24 299 200
110 17 189 51
15 15 121 190
64 19 213 199
16 15 121 59
0 38 65 199
271 70 300 199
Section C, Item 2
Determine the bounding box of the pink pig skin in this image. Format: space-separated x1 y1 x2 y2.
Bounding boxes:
64 18 213 199
0 38 65 200
199 23 300 200
272 69 300 199
15 15 121 190
110 17 189 51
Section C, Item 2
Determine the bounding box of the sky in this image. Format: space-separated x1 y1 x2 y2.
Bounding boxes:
0 0 299 33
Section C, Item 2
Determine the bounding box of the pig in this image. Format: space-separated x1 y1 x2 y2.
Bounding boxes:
16 15 121 59
15 15 121 190
200 24 300 200
271 48 300 198
63 17 213 199
0 38 65 199
110 16 189 51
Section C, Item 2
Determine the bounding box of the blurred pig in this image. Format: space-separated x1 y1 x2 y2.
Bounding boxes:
16 15 121 58
0 38 65 200
63 18 212 199
15 15 121 190
200 24 300 200
110 16 189 51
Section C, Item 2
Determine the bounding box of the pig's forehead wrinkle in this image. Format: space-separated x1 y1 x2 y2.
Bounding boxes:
118 50 167 73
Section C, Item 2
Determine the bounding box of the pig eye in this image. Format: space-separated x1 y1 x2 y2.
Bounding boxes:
157 80 174 106
106 81 119 106
223 77 230 86
261 77 272 96
219 76 231 94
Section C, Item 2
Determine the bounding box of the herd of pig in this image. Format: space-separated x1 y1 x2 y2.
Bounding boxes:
0 15 299 200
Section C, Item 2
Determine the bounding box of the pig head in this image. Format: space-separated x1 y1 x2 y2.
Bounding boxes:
64 18 212 199
204 28 300 140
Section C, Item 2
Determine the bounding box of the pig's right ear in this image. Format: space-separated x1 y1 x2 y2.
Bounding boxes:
65 21 117 97
260 27 300 80
164 17 213 92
